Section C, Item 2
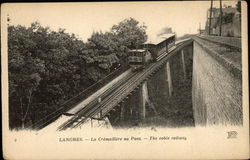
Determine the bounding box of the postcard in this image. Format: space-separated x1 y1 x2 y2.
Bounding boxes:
1 1 249 159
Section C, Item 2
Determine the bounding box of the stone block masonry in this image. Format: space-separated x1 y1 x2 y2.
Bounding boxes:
192 37 242 126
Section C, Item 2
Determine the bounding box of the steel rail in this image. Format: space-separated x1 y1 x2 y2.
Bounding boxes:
68 40 192 129
96 40 193 117
57 72 137 130
65 70 135 115
60 71 140 130
31 66 129 129
57 39 193 130
71 67 150 129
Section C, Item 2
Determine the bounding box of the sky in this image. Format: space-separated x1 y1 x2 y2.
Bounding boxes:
5 1 238 42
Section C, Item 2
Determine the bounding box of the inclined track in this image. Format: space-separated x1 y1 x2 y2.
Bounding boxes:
57 39 193 130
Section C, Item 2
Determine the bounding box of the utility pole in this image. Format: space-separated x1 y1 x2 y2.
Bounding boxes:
199 22 201 34
208 0 213 35
219 0 223 36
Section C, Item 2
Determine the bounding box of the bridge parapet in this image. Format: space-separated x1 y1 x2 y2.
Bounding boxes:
192 35 242 126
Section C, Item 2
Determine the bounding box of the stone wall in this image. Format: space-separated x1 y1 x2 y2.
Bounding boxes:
192 41 242 126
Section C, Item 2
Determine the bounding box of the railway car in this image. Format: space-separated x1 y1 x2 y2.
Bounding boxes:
162 34 175 52
128 49 151 71
154 34 175 61
141 43 158 61
142 33 175 61
128 34 176 71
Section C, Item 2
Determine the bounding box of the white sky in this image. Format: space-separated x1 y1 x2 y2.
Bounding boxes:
5 1 237 42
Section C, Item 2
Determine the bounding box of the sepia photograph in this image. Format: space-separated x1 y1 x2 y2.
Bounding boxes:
1 1 249 159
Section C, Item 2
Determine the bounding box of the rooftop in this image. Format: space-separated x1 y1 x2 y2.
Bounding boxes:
129 49 146 52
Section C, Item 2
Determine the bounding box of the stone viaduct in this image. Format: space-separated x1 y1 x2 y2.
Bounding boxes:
107 35 242 127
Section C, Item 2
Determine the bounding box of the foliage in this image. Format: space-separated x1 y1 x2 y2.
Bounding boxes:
8 18 147 129
111 18 147 49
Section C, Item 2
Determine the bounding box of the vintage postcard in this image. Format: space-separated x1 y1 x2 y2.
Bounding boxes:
1 1 249 159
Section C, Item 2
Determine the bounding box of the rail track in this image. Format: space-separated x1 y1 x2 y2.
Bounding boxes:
57 39 193 130
57 71 138 130
70 64 156 129
31 65 129 129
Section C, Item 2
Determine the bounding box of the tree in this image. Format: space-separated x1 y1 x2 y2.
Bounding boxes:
8 22 87 129
111 17 147 49
8 18 148 129
8 24 45 128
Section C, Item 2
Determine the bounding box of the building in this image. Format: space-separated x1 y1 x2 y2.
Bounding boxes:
205 6 241 37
